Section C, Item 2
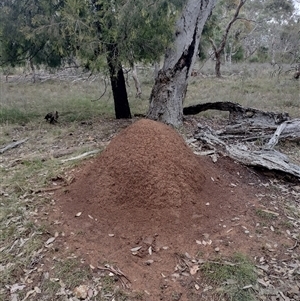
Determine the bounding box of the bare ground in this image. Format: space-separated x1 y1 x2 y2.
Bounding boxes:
1 116 300 301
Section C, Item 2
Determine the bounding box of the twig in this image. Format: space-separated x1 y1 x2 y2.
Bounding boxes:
60 149 101 163
288 239 298 251
98 265 131 289
91 76 109 102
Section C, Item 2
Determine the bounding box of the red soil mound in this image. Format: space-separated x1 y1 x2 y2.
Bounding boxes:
67 118 205 210
52 119 266 299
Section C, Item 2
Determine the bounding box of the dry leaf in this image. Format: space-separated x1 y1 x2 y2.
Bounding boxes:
34 286 41 294
190 265 199 275
45 237 55 245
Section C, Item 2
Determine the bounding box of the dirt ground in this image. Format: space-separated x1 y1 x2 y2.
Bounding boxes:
0 116 300 301
39 118 299 300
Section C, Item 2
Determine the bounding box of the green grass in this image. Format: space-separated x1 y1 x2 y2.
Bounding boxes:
54 258 92 288
1 62 298 126
200 253 257 301
255 209 278 220
186 62 300 118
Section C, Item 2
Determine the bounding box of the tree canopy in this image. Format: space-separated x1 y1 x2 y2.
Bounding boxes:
0 0 182 70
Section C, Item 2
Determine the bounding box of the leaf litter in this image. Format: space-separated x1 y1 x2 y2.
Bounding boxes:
0 117 299 300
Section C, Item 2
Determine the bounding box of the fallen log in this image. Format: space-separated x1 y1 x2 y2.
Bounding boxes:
194 119 300 178
217 118 300 145
226 146 300 178
184 101 289 125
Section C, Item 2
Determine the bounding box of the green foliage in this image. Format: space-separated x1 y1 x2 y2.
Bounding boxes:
0 0 70 68
55 259 91 288
232 46 244 62
0 0 183 71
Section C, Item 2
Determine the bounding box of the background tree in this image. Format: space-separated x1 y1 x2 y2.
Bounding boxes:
207 0 247 77
0 0 182 119
147 0 217 126
236 0 296 64
0 0 68 75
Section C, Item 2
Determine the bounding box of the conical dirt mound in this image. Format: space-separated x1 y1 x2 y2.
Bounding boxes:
68 118 205 210
52 118 266 299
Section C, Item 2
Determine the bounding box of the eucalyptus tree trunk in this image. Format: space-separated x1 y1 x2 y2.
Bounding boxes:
147 0 217 127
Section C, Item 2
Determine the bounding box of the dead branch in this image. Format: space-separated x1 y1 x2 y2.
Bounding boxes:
184 101 289 125
91 76 109 102
0 138 28 154
60 149 101 163
265 122 288 149
193 111 300 178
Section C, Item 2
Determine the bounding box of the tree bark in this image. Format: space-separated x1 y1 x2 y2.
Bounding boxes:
107 44 132 119
147 0 217 127
131 63 142 98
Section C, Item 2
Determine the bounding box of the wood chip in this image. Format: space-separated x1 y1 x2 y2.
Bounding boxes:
130 246 142 252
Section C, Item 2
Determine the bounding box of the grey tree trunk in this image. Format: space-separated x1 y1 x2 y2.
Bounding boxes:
147 0 217 127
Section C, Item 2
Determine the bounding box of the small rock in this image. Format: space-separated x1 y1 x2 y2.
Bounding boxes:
215 247 220 252
145 260 154 265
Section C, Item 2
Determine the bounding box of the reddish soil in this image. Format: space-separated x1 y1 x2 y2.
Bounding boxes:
49 119 291 300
